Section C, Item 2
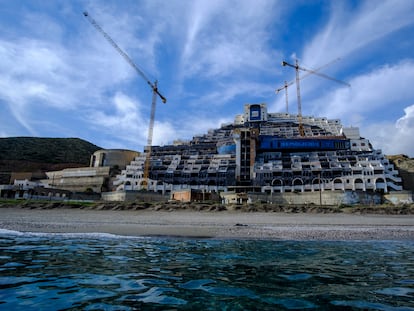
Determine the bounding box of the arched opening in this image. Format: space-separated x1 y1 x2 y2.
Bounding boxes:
312 177 321 185
312 177 322 191
292 178 303 186
354 178 364 190
271 179 283 187
292 178 303 192
333 178 343 190
375 177 387 191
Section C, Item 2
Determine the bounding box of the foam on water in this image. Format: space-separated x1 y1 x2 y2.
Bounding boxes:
0 228 145 240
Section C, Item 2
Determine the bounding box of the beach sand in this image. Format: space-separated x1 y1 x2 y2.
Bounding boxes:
1 207 414 240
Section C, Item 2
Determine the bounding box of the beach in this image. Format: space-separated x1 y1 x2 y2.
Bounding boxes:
1 206 414 240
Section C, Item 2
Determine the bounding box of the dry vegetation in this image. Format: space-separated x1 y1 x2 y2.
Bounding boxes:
1 200 414 215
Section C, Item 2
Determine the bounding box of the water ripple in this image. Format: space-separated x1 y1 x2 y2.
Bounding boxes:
331 300 414 311
375 287 414 297
0 234 414 309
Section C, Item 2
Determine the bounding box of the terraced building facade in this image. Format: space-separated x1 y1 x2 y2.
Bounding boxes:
113 104 403 196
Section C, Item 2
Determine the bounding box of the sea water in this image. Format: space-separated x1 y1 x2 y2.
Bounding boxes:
0 230 414 310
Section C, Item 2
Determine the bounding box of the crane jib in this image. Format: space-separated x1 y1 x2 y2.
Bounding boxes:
83 11 167 103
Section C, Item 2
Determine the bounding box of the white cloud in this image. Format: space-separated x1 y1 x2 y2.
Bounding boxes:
308 61 414 125
85 92 144 144
363 104 414 156
152 121 178 146
84 92 182 149
397 104 414 130
296 61 414 156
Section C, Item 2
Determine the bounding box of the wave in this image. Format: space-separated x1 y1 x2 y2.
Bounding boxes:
0 228 146 240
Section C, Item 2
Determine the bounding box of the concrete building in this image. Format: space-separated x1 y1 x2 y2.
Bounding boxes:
111 103 408 204
90 149 139 169
172 189 216 202
44 166 111 193
0 179 71 200
43 149 139 193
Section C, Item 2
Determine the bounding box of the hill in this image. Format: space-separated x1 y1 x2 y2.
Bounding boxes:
387 154 414 191
0 137 101 184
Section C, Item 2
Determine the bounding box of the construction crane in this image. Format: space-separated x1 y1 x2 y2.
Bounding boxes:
276 80 291 113
281 59 350 136
83 11 166 189
276 58 341 114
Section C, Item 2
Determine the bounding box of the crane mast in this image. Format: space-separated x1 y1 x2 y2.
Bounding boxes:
144 80 159 189
84 12 166 190
293 59 304 137
281 59 350 137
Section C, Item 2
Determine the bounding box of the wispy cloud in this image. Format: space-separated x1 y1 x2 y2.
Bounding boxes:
286 0 414 106
0 0 413 156
179 0 281 80
0 6 152 143
302 0 414 68
0 38 72 134
0 1 284 149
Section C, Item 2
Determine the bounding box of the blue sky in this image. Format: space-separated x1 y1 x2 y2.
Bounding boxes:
1 0 414 157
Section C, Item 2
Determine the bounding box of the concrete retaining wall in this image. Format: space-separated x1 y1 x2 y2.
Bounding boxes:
101 190 169 202
249 191 383 205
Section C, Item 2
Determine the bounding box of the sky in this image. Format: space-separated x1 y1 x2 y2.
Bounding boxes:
1 0 414 157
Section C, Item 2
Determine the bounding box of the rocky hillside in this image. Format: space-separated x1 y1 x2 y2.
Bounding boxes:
387 155 414 191
0 137 101 184
388 155 414 171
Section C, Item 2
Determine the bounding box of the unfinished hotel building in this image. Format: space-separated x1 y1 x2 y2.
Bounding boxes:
113 104 402 195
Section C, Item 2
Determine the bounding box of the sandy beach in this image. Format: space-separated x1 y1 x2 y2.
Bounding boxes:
1 206 414 240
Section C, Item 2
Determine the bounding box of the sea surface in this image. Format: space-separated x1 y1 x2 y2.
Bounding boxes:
1 230 414 310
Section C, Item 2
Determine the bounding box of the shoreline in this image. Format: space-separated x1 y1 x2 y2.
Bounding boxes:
1 206 414 240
